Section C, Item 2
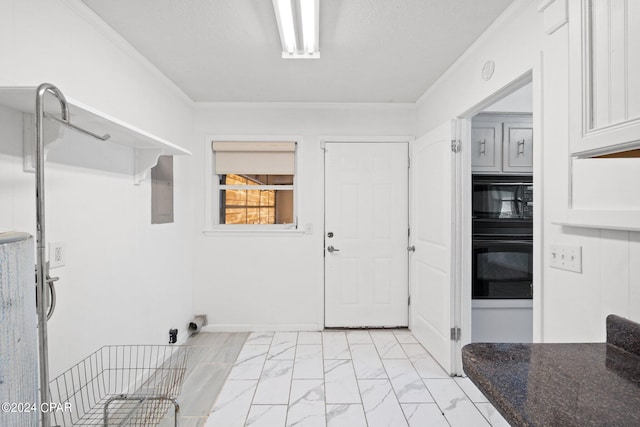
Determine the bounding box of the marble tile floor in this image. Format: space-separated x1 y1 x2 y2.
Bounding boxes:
204 330 510 427
158 331 249 427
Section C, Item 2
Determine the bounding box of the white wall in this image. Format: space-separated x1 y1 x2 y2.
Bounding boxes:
416 0 640 342
482 82 533 113
192 104 416 330
3 0 636 381
0 0 195 377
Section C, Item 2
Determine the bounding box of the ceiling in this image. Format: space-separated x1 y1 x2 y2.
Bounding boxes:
81 0 513 103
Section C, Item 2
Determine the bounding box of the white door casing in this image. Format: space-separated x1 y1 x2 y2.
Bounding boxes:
324 142 409 328
409 120 462 375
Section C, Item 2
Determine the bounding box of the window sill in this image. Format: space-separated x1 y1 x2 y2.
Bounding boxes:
202 228 308 237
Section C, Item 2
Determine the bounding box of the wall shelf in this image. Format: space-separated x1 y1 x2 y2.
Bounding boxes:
0 86 191 184
553 210 640 232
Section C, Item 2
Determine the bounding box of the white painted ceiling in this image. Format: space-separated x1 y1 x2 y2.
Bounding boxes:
81 0 513 103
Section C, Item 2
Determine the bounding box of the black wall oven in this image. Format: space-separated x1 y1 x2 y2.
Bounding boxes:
472 238 533 299
472 176 533 221
472 175 533 300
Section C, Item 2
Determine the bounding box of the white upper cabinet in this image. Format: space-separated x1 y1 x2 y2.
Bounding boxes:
472 114 533 174
503 122 534 173
471 122 502 172
569 0 640 157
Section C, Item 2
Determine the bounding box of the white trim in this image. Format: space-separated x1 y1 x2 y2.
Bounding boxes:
177 330 190 345
532 55 544 343
451 118 465 375
454 71 537 352
537 0 556 12
553 212 640 232
471 299 534 309
319 135 414 144
458 72 534 118
194 102 417 111
201 324 322 332
220 185 295 191
202 228 304 236
459 117 473 369
60 0 194 107
541 0 568 36
416 0 534 106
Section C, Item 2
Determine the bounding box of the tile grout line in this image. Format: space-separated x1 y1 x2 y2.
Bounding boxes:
346 330 369 427
371 330 413 426
470 400 494 426
244 332 274 426
284 332 299 427
324 330 368 426
405 337 453 427
320 332 328 427
390 330 454 427
356 329 376 427
455 378 495 426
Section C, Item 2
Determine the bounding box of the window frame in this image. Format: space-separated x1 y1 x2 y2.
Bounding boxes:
218 175 294 226
204 136 301 233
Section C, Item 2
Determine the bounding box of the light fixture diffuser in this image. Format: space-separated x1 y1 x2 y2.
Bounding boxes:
273 0 320 59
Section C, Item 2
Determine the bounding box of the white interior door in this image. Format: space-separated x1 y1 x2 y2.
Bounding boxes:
324 142 409 328
410 120 462 375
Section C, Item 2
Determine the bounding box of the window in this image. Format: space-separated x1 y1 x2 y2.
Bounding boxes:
212 141 296 227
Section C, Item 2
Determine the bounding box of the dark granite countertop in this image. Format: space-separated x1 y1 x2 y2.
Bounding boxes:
462 315 640 427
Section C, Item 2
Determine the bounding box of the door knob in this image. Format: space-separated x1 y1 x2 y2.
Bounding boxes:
327 245 340 253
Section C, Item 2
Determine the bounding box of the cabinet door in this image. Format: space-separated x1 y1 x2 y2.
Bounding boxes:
570 0 640 156
471 123 501 172
503 122 533 173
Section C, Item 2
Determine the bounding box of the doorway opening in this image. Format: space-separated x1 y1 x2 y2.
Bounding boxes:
465 80 535 344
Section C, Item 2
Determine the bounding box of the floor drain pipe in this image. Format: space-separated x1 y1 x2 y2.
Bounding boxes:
189 315 208 335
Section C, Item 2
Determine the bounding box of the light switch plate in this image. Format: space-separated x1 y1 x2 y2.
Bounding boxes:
549 244 582 273
49 241 66 269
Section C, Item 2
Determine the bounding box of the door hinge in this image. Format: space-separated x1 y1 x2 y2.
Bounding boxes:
408 295 411 305
451 139 461 153
407 245 415 252
450 327 461 341
408 157 411 168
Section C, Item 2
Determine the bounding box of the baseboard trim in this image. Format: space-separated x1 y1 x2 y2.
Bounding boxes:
201 324 322 332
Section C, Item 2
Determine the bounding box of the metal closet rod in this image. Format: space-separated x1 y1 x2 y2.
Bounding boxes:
34 83 110 427
45 113 111 141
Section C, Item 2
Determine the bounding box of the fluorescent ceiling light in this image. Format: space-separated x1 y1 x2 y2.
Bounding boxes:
273 0 320 59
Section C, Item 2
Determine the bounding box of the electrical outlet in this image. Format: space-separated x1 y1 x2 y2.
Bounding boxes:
549 244 582 273
49 241 66 269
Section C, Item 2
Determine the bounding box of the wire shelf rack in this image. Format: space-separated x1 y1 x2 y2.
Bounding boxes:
49 345 190 427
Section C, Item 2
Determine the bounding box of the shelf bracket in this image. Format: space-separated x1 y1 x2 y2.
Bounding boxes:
134 148 164 185
22 113 64 172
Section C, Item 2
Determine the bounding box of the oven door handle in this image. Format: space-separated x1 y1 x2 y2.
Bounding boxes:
473 182 531 186
473 239 533 245
473 234 533 239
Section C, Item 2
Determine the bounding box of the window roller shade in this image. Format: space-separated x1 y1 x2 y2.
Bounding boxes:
212 141 296 175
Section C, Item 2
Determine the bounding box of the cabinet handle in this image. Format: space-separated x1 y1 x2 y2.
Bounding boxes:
479 139 486 156
518 139 525 157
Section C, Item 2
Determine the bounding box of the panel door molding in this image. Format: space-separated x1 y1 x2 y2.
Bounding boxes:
471 124 501 172
503 122 534 172
569 0 640 157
